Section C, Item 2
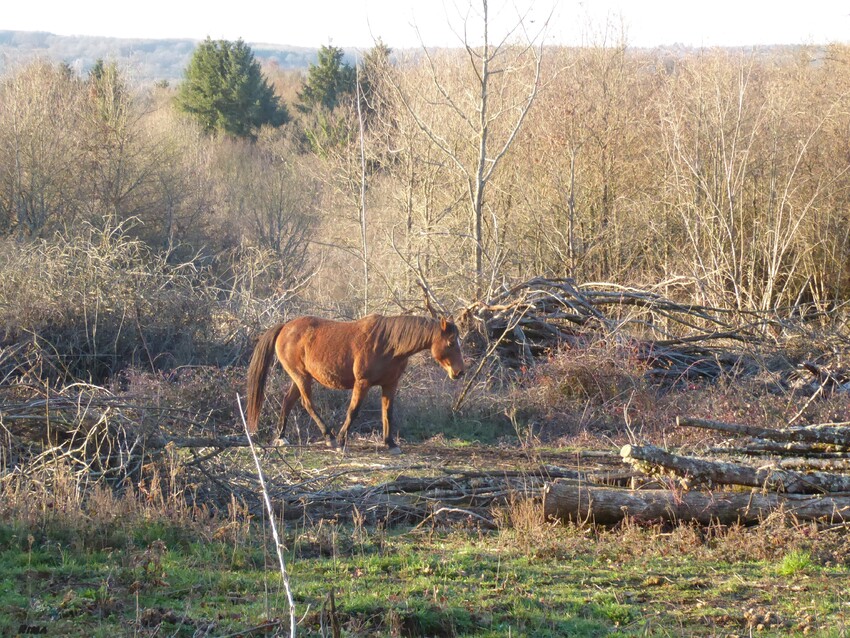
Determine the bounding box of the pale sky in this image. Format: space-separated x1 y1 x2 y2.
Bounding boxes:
3 1 849 50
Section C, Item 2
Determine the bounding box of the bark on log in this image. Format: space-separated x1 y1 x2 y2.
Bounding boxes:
677 416 850 448
776 457 850 472
620 444 850 494
707 440 849 457
543 482 850 526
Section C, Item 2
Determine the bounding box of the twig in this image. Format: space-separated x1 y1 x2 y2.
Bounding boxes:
411 506 496 532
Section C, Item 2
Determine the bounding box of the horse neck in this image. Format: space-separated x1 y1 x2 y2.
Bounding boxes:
383 316 439 359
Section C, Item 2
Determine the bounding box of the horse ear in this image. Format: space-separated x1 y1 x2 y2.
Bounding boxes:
440 316 448 333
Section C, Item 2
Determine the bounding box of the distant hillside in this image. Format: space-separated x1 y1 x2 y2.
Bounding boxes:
0 30 322 84
2 29 813 90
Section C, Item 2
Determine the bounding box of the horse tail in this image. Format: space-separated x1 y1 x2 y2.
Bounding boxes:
246 323 285 433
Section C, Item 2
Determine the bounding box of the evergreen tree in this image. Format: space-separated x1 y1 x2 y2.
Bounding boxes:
88 58 126 122
359 39 392 124
177 38 288 139
297 45 356 112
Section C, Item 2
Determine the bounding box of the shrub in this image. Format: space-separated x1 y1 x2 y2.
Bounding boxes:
0 221 295 382
0 222 219 381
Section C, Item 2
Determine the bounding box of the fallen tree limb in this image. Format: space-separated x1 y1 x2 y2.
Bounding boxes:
460 278 788 376
677 416 850 448
775 457 850 472
543 482 850 526
266 468 567 524
620 444 850 494
707 440 850 457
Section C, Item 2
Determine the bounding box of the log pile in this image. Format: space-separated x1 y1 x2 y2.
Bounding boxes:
544 416 850 527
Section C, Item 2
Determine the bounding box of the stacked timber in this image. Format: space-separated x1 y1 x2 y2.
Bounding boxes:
544 416 850 527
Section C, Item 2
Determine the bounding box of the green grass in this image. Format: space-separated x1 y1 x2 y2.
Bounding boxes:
1 515 848 637
777 549 815 577
402 412 516 445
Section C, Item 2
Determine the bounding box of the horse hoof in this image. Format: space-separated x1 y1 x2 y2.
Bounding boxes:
271 437 290 447
325 438 339 449
387 446 403 456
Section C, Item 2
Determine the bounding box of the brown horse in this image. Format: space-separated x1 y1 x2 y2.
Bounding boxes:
245 314 465 454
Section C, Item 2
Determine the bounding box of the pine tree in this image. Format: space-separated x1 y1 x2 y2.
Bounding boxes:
297 45 356 113
177 38 288 139
359 39 392 124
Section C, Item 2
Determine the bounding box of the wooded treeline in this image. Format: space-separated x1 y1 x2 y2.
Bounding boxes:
3 27 850 355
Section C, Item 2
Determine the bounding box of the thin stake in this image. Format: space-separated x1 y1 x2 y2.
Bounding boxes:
237 395 297 637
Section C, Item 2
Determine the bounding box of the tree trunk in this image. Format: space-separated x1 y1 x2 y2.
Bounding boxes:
620 444 850 494
543 481 850 526
472 0 489 297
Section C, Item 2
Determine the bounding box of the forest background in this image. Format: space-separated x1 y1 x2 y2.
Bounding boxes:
4 17 850 383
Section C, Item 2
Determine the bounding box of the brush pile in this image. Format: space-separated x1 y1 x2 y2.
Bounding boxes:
462 277 849 388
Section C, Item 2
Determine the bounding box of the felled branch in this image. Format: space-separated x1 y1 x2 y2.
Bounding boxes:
708 440 849 458
677 416 850 449
0 388 231 483
265 466 584 524
461 278 811 380
621 444 850 494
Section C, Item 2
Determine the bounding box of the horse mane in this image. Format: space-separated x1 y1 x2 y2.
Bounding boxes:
368 314 444 355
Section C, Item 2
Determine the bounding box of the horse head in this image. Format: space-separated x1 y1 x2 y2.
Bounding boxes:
432 317 465 380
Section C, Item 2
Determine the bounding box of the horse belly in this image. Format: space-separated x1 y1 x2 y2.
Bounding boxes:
303 351 356 389
311 368 355 390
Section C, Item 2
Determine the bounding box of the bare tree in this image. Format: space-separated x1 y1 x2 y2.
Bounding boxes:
0 61 88 237
390 0 548 299
660 51 850 311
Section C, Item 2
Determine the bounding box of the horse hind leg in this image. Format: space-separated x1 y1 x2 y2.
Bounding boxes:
272 383 300 446
292 376 338 448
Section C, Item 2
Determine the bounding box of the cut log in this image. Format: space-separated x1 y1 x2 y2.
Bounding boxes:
543 482 850 526
620 444 850 494
677 416 850 448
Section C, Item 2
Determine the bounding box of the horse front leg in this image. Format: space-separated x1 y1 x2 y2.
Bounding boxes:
291 376 337 448
381 383 401 455
336 380 369 450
